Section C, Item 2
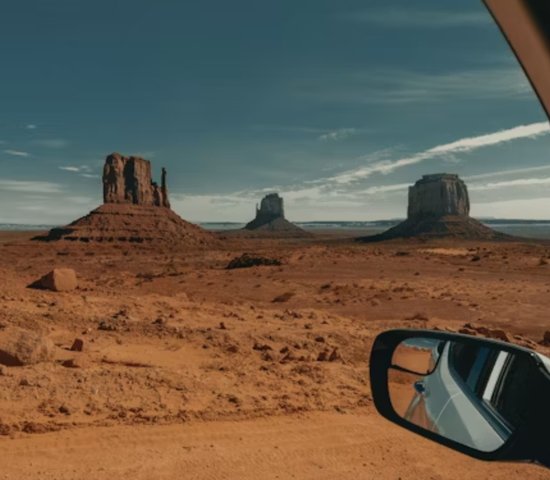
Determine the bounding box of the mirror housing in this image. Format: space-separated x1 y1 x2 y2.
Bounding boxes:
370 329 550 467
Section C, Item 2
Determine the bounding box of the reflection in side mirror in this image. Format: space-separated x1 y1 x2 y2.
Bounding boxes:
370 329 550 467
390 340 524 452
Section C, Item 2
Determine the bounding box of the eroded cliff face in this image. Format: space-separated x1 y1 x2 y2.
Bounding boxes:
255 193 285 223
102 153 169 208
407 174 470 219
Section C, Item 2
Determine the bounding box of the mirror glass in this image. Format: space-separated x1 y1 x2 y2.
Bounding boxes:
388 337 531 452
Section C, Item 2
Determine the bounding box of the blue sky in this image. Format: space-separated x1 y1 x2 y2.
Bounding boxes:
1 0 550 224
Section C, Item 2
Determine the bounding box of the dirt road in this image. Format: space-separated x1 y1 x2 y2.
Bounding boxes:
1 412 546 480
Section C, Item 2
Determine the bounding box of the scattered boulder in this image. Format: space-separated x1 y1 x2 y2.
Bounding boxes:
226 253 282 269
0 327 55 366
540 331 550 346
30 268 78 292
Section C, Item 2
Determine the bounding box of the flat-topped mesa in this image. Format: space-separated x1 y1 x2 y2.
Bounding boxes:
255 193 285 224
357 173 509 242
103 153 170 208
408 173 470 220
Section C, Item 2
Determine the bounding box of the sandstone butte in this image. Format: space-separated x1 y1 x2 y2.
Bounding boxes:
34 153 215 246
359 173 509 242
243 193 310 237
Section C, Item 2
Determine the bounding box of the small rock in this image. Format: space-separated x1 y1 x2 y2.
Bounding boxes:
61 357 89 369
317 350 329 362
328 348 341 362
59 405 71 415
70 338 84 352
272 292 295 303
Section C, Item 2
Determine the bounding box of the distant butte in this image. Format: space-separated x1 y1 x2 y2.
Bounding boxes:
358 173 509 242
35 153 214 246
243 193 310 237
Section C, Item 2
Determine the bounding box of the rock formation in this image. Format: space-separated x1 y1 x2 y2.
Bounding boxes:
358 173 508 242
35 153 214 246
254 193 285 224
408 174 469 219
103 153 170 208
243 193 310 236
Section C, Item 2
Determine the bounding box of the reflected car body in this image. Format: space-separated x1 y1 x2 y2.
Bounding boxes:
404 342 519 452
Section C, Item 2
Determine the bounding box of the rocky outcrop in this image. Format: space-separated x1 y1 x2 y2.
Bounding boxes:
103 153 170 208
408 174 469 219
358 173 508 242
242 193 309 237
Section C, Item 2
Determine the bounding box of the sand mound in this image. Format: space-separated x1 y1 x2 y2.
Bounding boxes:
358 216 510 242
34 204 215 246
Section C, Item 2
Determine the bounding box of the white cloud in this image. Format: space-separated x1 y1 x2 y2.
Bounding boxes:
59 166 81 172
59 165 92 173
318 128 358 142
33 139 69 148
4 149 30 157
464 164 550 181
344 9 490 28
0 179 62 194
328 122 550 185
25 124 37 130
80 173 100 179
469 177 550 191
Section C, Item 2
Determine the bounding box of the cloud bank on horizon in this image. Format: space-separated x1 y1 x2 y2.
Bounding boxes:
1 0 549 224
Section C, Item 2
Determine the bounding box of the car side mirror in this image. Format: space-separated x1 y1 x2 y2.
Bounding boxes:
369 329 550 468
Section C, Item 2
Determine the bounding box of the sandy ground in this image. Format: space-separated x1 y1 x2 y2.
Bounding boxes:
0 229 549 478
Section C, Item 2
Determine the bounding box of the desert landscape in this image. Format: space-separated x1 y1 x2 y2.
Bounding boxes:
0 157 549 479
